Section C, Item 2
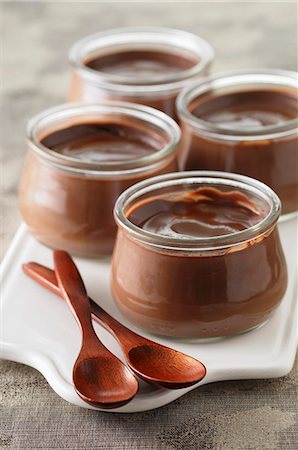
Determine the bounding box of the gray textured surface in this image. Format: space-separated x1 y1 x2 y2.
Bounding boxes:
1 2 297 449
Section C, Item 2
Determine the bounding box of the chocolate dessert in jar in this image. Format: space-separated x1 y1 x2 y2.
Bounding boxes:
111 171 287 339
19 102 180 257
68 27 214 119
176 70 298 216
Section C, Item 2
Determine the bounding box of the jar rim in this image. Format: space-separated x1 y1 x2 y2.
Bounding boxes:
27 102 181 177
114 171 281 252
69 27 214 96
177 69 298 141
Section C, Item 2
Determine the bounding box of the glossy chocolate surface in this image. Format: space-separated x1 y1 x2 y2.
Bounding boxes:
128 187 264 238
41 123 163 162
111 185 287 338
86 49 197 78
191 90 297 128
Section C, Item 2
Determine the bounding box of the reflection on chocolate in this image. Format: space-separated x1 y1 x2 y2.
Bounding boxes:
85 49 198 81
127 187 263 238
41 123 163 162
86 49 197 78
179 88 298 214
111 184 287 338
191 90 297 128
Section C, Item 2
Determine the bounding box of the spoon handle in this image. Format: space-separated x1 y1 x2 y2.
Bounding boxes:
22 262 139 345
53 250 98 342
22 260 207 390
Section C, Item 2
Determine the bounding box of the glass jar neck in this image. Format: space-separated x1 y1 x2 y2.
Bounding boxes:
27 102 180 177
114 171 281 254
69 27 214 95
177 69 298 141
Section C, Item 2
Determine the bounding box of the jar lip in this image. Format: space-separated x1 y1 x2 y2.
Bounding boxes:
69 27 214 95
177 69 298 141
26 102 181 176
114 171 281 252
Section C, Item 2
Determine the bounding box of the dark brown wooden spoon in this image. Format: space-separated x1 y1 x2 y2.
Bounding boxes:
52 250 138 409
23 260 206 389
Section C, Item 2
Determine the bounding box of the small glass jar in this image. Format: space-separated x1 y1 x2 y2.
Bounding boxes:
19 102 180 257
111 171 287 339
176 70 298 217
68 27 214 119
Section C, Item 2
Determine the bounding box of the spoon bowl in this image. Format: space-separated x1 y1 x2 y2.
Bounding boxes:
53 250 138 409
127 343 206 389
73 356 138 409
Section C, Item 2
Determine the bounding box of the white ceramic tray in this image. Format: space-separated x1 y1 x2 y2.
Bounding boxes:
1 220 297 413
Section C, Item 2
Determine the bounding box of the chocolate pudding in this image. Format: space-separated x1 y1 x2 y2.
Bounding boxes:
127 187 263 237
191 90 297 128
41 123 163 162
19 103 180 257
111 172 287 339
177 71 298 215
68 28 214 118
85 50 196 78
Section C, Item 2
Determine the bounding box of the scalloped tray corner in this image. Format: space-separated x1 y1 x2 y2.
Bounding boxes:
1 219 297 413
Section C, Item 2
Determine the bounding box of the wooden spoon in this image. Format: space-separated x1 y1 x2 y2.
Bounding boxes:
23 260 206 389
52 250 138 409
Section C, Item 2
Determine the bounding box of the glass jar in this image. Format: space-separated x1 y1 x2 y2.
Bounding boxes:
19 102 180 257
176 70 298 217
68 27 214 119
111 171 287 339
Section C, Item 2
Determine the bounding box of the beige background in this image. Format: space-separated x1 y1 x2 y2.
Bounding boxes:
1 2 297 449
